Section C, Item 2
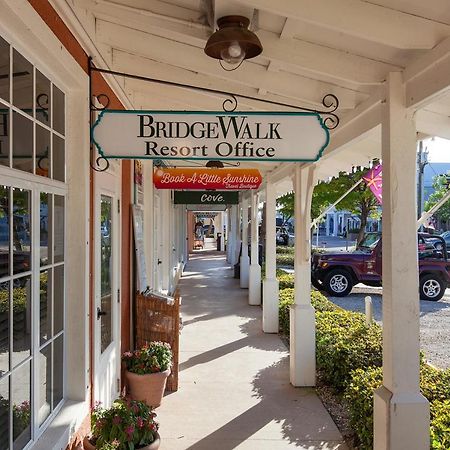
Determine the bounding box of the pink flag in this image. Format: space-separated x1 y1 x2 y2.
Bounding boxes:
362 164 382 204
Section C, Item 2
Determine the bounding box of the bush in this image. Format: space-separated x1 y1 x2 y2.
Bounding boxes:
276 253 294 267
420 364 450 403
278 272 294 290
345 367 383 450
316 310 383 392
276 246 294 255
430 400 450 449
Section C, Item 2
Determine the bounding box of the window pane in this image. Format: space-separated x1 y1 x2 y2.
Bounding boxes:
0 103 9 167
40 193 51 266
12 112 32 174
0 282 9 376
12 51 33 116
0 37 10 103
36 125 50 179
52 86 64 135
52 135 64 182
12 361 31 449
100 196 112 353
0 376 9 450
38 344 51 426
53 335 63 408
11 276 31 368
39 270 50 345
54 196 64 263
53 265 63 336
36 71 50 126
12 189 31 275
0 185 10 278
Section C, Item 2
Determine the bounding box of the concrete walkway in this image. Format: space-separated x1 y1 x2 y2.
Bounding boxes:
157 250 347 450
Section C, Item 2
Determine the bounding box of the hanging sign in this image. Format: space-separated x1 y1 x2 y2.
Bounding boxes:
174 191 238 205
154 168 262 190
92 110 329 162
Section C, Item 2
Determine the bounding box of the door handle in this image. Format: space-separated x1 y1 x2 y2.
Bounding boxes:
97 307 107 319
157 259 162 265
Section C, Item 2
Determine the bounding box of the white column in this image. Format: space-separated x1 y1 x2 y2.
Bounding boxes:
249 191 261 305
373 72 429 450
160 190 171 293
333 212 338 236
143 161 154 289
219 212 225 251
240 197 250 288
234 204 242 266
226 206 233 263
263 181 279 333
290 165 316 386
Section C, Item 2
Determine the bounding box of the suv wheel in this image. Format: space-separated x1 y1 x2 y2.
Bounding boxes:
420 274 445 301
323 269 353 297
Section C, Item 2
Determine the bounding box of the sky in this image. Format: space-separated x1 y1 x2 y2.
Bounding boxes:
425 137 450 163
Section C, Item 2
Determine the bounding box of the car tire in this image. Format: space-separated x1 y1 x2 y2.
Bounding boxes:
419 274 445 301
323 269 353 297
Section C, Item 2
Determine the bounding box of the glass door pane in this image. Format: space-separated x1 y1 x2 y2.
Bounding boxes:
100 195 112 354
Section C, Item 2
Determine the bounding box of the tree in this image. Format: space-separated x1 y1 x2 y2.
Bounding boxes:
424 175 450 226
277 165 380 244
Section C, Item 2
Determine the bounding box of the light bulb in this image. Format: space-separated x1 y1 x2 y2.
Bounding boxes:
220 41 245 65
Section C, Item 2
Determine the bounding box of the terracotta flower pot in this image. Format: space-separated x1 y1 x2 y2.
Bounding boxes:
83 433 161 450
125 369 170 408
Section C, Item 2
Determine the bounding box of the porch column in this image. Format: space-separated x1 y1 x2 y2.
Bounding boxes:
240 197 250 288
373 72 429 449
249 191 261 305
226 206 234 263
160 190 171 293
219 212 225 251
290 165 316 386
234 204 242 266
263 181 279 333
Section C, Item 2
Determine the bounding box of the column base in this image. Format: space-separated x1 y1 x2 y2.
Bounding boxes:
240 255 250 288
262 278 279 333
248 264 261 305
289 304 316 387
374 386 429 449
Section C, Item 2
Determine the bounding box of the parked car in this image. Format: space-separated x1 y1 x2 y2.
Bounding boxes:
311 232 449 301
276 226 289 245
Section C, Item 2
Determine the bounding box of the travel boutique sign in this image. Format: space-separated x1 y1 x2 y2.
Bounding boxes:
92 110 330 162
154 168 262 190
174 191 238 205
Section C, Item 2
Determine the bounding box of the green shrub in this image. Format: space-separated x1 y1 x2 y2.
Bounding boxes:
276 246 294 255
278 272 294 290
0 287 27 314
430 400 450 449
276 253 294 267
345 367 383 450
316 310 382 392
420 364 450 403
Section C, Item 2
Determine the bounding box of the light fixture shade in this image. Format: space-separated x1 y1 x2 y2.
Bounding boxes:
204 15 263 61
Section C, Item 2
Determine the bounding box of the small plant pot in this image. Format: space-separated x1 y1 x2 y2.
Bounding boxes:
125 369 170 408
83 433 161 450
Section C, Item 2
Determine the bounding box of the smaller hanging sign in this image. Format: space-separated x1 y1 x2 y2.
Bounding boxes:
174 191 238 205
154 168 262 190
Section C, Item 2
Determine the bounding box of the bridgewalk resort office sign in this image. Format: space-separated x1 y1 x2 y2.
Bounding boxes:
92 110 330 162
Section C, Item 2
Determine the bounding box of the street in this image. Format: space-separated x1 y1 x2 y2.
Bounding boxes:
328 285 450 370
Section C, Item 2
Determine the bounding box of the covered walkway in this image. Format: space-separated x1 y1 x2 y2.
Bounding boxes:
157 250 347 449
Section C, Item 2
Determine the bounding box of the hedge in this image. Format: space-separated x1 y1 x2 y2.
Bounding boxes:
277 286 450 449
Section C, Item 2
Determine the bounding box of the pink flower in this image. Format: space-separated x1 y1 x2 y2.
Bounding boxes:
136 417 144 428
125 425 135 436
123 351 133 358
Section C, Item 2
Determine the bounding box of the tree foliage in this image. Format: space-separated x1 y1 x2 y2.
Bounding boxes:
424 175 450 223
277 165 380 243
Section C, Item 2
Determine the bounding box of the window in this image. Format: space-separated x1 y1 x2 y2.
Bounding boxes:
0 36 66 449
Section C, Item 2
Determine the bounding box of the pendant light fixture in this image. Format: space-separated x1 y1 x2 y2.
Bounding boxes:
204 15 263 71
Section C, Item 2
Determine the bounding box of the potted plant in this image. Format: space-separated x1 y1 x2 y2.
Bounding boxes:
122 342 172 408
83 398 160 450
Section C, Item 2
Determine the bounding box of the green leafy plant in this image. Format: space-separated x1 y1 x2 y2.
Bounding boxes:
90 398 158 450
430 400 450 449
122 342 172 375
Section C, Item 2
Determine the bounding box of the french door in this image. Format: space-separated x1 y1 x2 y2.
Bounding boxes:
93 168 120 408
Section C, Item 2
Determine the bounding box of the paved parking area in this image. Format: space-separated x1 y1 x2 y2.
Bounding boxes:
329 286 450 369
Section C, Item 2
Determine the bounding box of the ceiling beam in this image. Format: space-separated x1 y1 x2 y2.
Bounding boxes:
405 36 450 109
79 0 398 87
416 109 450 140
96 20 367 109
239 0 450 49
